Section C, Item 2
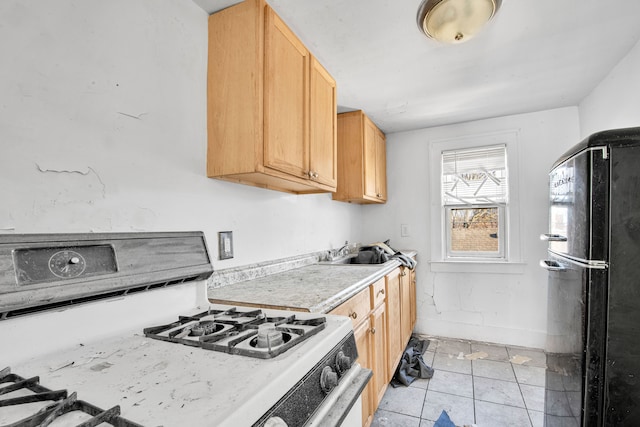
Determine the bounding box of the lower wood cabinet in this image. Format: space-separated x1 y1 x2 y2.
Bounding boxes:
330 265 416 427
400 267 413 346
385 268 402 381
371 301 387 408
353 318 373 427
409 265 417 327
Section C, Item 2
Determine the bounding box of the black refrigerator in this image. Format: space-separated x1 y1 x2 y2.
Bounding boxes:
541 127 640 426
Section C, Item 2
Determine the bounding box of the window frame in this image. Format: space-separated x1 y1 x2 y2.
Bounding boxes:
429 130 522 268
444 204 506 259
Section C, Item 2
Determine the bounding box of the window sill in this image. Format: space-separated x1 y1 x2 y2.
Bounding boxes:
429 260 526 274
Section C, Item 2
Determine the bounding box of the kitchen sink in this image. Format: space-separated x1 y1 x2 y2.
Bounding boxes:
318 254 390 266
319 255 359 265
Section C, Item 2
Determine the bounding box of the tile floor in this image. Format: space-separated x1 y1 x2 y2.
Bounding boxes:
371 336 548 427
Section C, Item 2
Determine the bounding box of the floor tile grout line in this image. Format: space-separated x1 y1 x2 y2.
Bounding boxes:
420 342 433 422
509 354 535 427
473 396 530 410
471 352 477 425
375 408 422 422
420 388 474 400
419 379 428 421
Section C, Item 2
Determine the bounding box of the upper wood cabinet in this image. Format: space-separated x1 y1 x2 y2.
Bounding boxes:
309 57 338 188
333 110 387 203
207 0 337 194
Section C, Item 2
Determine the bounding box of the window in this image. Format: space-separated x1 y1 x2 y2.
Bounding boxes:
429 130 522 269
442 145 508 259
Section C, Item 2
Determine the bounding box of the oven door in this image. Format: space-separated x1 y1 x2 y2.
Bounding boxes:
253 331 371 427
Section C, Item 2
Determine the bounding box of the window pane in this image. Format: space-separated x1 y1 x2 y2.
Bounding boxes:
449 207 500 253
442 145 508 205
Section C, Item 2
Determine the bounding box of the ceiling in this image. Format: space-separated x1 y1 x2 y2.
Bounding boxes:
193 0 640 133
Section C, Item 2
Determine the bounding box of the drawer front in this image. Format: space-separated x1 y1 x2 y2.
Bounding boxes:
370 277 386 307
331 286 371 327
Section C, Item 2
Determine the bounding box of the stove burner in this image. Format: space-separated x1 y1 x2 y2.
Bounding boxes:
252 324 289 349
0 367 143 427
190 320 222 336
143 307 326 359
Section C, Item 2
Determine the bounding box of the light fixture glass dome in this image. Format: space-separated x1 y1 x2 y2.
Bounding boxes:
417 0 502 44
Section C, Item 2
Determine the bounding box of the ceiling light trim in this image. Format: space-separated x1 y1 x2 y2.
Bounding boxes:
417 0 502 44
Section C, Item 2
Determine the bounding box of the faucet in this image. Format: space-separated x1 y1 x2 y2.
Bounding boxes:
337 241 351 257
324 242 356 261
327 241 351 260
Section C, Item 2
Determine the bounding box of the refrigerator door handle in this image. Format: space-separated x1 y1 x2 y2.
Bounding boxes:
548 250 609 270
540 233 568 242
539 259 566 271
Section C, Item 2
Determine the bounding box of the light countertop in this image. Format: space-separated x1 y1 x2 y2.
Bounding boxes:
208 251 416 313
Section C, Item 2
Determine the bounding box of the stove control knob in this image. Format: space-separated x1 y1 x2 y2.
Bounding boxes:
320 366 338 394
265 416 288 427
335 350 351 375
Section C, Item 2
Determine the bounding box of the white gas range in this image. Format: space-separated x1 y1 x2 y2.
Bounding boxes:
0 232 370 427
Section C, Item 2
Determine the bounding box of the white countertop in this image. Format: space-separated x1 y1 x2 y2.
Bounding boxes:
208 253 415 313
8 305 353 427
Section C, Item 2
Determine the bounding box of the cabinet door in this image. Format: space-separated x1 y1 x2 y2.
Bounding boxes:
409 266 417 329
354 319 373 427
385 268 402 380
400 267 412 345
309 57 337 188
371 302 388 408
264 7 309 179
363 117 378 199
375 128 387 201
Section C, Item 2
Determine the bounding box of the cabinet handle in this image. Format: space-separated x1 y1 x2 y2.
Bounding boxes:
349 312 358 319
377 289 385 296
401 271 407 277
370 327 376 334
308 171 319 179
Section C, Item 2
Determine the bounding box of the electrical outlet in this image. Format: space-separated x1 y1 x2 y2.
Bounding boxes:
401 224 410 237
218 231 234 260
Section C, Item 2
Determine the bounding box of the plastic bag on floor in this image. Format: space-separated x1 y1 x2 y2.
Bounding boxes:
390 336 434 387
434 410 456 427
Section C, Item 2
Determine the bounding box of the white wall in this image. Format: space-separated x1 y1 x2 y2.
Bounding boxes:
361 108 580 349
0 0 362 268
579 39 640 137
4 0 636 350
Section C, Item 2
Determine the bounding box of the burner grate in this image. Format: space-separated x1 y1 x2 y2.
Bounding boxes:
143 306 327 359
0 367 143 427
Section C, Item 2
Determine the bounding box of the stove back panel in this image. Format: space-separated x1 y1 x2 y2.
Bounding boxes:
0 231 213 318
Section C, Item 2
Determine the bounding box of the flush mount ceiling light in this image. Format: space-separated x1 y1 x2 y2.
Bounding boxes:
417 0 502 44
